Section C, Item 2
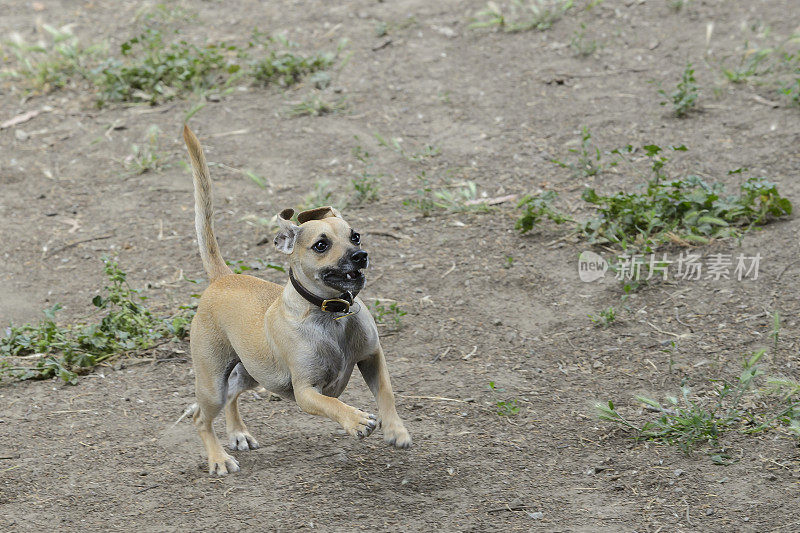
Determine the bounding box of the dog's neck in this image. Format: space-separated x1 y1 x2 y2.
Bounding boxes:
285 268 354 314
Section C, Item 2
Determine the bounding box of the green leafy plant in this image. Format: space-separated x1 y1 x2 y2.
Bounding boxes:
553 126 610 178
515 190 572 233
97 29 240 105
251 34 339 87
351 144 382 203
720 42 774 83
570 23 599 57
488 382 520 416
403 172 437 216
658 62 700 117
2 24 102 92
0 258 193 384
581 145 791 246
432 181 487 212
374 133 440 162
370 300 406 329
290 94 347 117
225 258 285 274
124 125 169 174
470 0 573 33
589 306 616 327
595 350 767 454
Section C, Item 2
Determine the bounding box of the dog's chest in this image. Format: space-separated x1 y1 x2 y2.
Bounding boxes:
302 314 373 397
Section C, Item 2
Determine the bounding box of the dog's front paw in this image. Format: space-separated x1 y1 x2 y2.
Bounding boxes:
343 409 377 439
228 431 259 451
208 453 240 476
383 422 412 449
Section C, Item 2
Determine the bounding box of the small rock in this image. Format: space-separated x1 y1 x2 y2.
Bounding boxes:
528 511 543 520
674 469 685 477
15 129 29 141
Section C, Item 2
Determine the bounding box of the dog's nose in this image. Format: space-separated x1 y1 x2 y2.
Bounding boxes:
351 250 368 268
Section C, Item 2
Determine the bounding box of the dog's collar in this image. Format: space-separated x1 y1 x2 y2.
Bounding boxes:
289 268 354 314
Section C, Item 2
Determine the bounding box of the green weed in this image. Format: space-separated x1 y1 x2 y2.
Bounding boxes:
553 126 610 178
720 42 774 83
290 94 347 117
124 125 169 174
658 62 700 117
403 173 437 216
251 34 338 88
0 258 193 384
374 133 440 162
301 179 345 211
226 258 285 274
370 300 406 329
97 29 240 105
570 23 599 57
589 306 616 327
581 145 791 247
515 190 572 233
2 24 102 93
470 0 573 33
488 382 520 416
351 144 382 203
595 350 767 454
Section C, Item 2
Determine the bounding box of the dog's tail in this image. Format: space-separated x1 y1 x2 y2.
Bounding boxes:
182 125 232 281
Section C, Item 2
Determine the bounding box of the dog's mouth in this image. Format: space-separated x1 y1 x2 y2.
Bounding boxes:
320 268 366 293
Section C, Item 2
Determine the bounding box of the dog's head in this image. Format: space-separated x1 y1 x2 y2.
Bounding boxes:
274 206 368 296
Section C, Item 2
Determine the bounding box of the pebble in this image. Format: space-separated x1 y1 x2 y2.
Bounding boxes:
528 511 543 520
15 129 29 141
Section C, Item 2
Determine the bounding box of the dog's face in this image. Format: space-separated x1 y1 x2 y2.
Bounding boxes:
274 207 368 295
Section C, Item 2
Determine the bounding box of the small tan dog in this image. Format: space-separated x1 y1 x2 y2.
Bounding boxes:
182 125 411 475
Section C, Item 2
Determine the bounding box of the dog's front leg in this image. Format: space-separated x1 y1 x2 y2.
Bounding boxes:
358 347 412 448
293 384 378 438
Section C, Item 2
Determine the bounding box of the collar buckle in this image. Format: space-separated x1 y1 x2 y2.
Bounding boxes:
321 298 351 313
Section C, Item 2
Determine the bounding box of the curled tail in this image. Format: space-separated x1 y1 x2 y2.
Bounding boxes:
182 125 232 281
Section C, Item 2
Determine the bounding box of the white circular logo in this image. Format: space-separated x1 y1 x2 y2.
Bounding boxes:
578 251 608 282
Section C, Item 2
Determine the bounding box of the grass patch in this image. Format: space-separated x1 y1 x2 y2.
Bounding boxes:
552 126 611 178
351 143 382 203
97 29 240 105
290 94 347 117
124 125 170 174
515 190 573 233
0 258 193 384
595 350 800 455
370 300 406 330
1 24 102 93
250 33 344 88
520 143 792 248
470 0 573 33
658 62 700 117
589 306 616 327
489 382 520 416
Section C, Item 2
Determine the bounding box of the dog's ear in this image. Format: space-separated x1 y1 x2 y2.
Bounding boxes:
274 209 300 254
296 206 342 224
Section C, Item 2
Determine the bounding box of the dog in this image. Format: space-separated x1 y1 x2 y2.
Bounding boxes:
181 125 411 475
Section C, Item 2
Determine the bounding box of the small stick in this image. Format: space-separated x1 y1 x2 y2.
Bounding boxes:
399 395 471 403
45 234 114 258
441 262 456 278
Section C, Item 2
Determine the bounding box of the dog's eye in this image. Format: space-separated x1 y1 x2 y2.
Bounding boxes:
312 240 329 253
350 232 361 245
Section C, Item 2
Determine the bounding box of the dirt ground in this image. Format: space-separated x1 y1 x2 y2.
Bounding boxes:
2 0 800 531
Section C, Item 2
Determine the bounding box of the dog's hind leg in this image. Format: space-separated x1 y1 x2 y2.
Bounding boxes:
191 328 241 475
224 363 260 451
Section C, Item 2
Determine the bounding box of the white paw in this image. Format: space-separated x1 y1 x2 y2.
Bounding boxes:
208 454 240 476
384 423 412 449
228 431 259 451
